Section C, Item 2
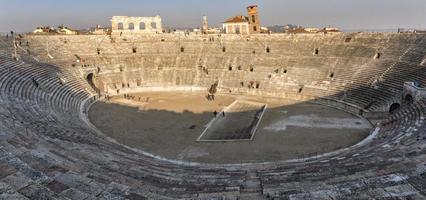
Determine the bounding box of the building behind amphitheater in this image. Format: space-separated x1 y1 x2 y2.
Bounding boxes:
0 10 426 200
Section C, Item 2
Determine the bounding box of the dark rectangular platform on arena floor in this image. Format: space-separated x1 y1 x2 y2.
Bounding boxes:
197 100 267 142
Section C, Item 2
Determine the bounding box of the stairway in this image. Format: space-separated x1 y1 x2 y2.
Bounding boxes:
239 171 265 199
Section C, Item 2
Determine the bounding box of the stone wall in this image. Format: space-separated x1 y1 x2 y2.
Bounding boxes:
403 82 426 102
22 32 426 112
111 16 163 34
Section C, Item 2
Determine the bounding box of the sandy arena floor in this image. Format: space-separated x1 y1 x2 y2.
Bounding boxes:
89 91 372 164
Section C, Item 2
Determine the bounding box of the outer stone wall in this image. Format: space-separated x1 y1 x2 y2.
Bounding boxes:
111 16 163 34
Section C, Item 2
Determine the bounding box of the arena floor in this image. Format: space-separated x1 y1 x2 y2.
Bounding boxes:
88 91 372 164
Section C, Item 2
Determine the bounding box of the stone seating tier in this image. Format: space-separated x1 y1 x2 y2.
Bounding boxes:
0 34 425 199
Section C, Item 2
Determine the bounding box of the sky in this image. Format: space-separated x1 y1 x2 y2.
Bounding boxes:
0 0 425 32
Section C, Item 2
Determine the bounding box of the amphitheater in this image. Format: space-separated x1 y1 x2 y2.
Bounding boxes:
0 32 426 199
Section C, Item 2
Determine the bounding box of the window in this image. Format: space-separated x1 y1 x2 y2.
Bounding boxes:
241 25 247 34
180 47 184 52
132 47 137 53
139 22 146 30
227 25 233 33
250 66 254 72
235 26 240 34
97 48 100 55
375 53 381 59
117 23 124 30
266 47 270 53
314 48 319 55
128 23 134 30
228 66 232 71
283 69 287 74
151 22 157 29
222 47 226 52
329 72 334 78
252 15 256 23
253 26 257 32
345 38 352 42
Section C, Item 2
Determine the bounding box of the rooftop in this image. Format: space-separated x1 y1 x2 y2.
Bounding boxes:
224 15 248 24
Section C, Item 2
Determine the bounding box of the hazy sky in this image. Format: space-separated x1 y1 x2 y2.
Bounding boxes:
1 0 425 32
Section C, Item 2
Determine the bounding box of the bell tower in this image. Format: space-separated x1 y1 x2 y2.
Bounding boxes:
202 15 208 34
247 5 260 34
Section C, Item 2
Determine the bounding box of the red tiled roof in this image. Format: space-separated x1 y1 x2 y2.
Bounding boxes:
224 15 248 23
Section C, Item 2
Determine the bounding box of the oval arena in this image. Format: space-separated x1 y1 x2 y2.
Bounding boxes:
0 31 426 199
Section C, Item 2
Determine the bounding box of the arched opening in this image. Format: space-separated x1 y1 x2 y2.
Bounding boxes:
139 22 146 30
117 23 124 30
151 22 157 29
314 48 319 55
86 73 99 93
128 23 135 30
389 103 401 113
404 94 414 105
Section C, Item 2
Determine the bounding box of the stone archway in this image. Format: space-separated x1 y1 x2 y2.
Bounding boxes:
117 23 124 30
86 73 99 93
